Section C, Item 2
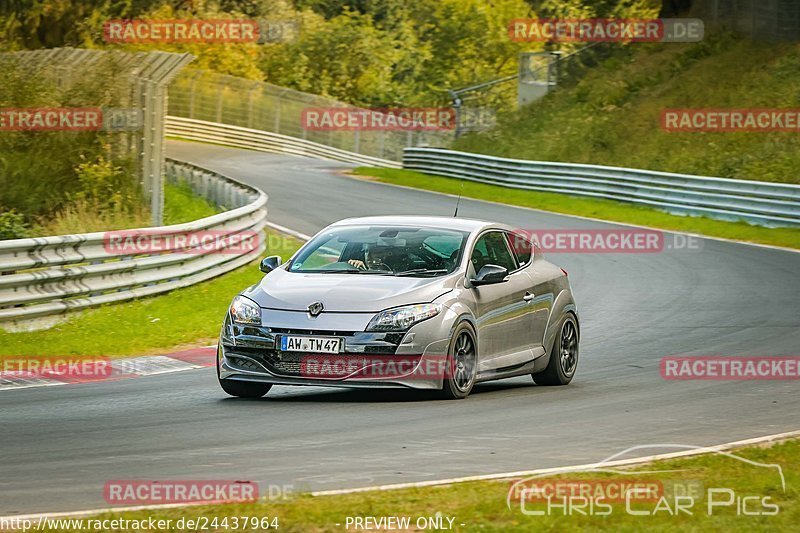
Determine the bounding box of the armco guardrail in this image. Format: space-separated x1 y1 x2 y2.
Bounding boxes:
166 116 401 169
403 147 800 227
0 159 267 326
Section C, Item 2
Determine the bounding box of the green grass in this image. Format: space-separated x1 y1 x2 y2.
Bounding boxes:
31 182 221 237
162 182 221 225
350 167 800 250
36 438 800 532
455 33 800 184
0 232 302 358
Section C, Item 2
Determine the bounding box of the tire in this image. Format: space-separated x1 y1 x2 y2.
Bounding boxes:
533 313 579 386
440 322 478 399
217 346 272 398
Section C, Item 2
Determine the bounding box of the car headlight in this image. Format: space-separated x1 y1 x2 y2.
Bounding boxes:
366 303 442 332
230 295 261 325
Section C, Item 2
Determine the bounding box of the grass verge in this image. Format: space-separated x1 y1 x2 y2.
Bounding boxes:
162 182 221 226
350 167 800 250
0 231 302 358
36 438 799 532
31 182 221 237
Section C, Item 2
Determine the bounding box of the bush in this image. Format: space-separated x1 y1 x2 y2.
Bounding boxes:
0 210 31 240
0 55 140 219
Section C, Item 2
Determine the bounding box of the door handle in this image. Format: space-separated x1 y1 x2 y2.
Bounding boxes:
523 292 535 302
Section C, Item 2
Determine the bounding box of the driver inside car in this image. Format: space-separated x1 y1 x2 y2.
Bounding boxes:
347 244 400 271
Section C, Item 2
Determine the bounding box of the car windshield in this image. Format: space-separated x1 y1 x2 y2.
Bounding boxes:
288 225 468 277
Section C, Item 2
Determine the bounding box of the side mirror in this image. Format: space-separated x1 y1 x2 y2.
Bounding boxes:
260 255 282 273
471 264 509 286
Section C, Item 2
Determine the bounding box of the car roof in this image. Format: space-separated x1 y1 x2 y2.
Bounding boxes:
329 215 505 233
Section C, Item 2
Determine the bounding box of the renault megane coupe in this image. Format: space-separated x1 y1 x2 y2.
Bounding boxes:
217 216 579 399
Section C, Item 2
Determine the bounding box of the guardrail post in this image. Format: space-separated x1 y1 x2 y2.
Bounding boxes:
274 93 281 133
215 79 226 124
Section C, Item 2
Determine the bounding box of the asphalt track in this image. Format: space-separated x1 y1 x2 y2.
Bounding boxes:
1 141 798 515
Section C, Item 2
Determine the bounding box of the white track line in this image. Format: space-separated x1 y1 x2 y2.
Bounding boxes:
265 221 311 241
310 429 800 496
3 430 797 522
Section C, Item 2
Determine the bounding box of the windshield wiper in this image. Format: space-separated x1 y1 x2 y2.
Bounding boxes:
394 268 449 277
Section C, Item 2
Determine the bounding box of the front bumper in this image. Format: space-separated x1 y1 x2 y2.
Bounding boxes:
218 312 451 390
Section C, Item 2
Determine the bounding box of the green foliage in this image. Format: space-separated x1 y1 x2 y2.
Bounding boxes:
90 2 266 79
259 0 536 106
533 0 661 18
260 9 413 105
3 0 537 105
161 181 220 226
35 182 220 239
0 210 30 240
73 154 137 211
0 55 139 221
455 33 800 184
31 154 145 236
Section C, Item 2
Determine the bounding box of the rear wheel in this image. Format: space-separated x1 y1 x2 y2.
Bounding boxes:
533 313 578 386
440 323 477 399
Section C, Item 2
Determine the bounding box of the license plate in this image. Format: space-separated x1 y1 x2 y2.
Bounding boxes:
280 335 342 354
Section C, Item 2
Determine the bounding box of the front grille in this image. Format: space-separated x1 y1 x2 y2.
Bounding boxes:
271 360 303 375
267 351 305 376
269 327 357 337
228 350 305 377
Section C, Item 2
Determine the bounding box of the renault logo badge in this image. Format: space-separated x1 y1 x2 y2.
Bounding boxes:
307 301 324 317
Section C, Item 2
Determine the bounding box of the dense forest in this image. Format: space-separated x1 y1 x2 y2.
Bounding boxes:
1 0 661 106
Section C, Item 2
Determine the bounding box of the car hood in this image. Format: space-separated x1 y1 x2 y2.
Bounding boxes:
242 268 457 313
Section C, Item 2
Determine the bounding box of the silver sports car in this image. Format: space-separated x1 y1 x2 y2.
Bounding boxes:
217 216 579 399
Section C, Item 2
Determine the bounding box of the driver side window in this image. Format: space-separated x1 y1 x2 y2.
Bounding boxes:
471 231 517 274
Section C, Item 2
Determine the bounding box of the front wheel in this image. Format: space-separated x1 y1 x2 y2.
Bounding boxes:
533 313 579 386
440 322 478 399
217 347 272 398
